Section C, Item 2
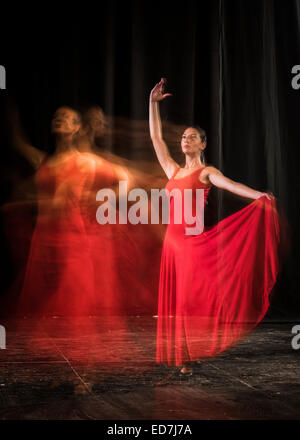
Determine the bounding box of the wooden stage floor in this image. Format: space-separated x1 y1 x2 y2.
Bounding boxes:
0 316 299 420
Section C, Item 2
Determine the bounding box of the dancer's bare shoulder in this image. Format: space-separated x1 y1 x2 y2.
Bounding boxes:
199 165 223 184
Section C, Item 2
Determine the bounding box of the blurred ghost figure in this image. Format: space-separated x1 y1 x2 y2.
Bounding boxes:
75 105 132 315
0 102 156 368
2 104 102 316
76 106 163 315
2 101 163 318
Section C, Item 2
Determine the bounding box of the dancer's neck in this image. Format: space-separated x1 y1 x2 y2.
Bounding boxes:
54 135 77 155
184 155 205 170
76 132 95 153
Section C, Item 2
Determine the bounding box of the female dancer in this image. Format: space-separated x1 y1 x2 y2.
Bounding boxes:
149 78 280 374
8 105 99 315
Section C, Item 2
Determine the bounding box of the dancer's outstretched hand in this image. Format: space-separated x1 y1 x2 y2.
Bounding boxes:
259 191 275 200
150 78 172 102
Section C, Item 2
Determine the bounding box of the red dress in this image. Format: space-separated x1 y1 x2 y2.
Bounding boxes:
156 166 281 366
16 152 101 315
10 150 161 317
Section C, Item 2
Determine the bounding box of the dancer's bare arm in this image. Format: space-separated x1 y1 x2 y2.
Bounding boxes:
149 78 179 179
202 166 274 200
6 100 46 169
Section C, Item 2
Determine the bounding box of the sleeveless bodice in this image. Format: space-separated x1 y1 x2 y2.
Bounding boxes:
166 166 211 195
165 166 212 237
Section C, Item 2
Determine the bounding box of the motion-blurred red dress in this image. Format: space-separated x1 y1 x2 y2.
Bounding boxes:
156 167 281 366
16 151 117 316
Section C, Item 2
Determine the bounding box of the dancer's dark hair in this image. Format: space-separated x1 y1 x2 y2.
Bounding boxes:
189 125 207 165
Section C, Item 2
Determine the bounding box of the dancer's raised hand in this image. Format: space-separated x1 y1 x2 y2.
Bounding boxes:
150 78 172 102
5 97 45 169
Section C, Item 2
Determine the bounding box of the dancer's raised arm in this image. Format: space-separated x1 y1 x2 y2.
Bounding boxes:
149 78 179 179
6 100 45 169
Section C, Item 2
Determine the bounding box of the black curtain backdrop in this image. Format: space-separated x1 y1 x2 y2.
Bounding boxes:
0 0 299 317
221 0 300 315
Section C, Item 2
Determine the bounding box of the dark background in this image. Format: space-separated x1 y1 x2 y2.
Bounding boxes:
0 0 299 317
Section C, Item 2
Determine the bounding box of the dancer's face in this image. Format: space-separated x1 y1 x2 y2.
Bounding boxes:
181 127 205 155
51 107 81 136
85 108 106 137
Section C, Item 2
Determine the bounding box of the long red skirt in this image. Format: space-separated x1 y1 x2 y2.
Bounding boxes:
156 171 284 366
